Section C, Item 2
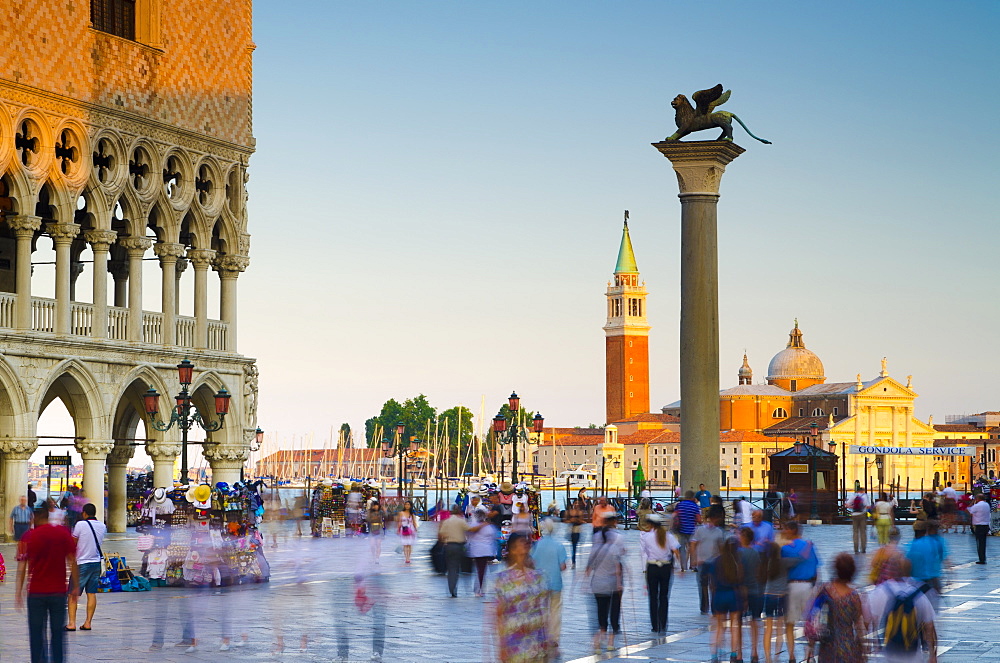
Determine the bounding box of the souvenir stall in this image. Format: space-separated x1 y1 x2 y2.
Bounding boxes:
136 481 270 587
125 472 153 527
310 480 347 537
484 481 541 558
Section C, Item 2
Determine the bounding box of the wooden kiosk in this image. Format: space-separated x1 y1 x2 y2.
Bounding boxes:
769 442 839 523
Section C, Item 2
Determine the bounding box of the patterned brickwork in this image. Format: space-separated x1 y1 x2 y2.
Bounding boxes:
0 0 253 146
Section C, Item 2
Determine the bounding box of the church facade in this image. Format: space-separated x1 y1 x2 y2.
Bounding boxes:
0 0 258 538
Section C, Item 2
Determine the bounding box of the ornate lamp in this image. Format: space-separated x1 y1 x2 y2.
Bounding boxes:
508 392 520 413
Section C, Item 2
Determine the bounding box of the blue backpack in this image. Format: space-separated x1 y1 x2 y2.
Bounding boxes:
882 586 922 654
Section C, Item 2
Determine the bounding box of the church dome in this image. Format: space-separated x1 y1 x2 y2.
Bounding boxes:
766 323 824 382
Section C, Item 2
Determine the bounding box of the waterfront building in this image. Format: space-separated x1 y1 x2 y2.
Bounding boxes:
0 0 258 538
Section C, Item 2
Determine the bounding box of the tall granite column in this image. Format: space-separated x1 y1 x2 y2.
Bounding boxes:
652 140 744 495
0 438 38 541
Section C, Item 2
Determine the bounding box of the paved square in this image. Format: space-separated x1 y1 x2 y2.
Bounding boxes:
0 522 996 662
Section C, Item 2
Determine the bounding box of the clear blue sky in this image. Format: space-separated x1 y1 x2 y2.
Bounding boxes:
231 1 1000 445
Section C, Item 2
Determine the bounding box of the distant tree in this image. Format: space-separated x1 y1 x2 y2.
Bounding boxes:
339 422 352 447
485 402 536 477
364 395 437 448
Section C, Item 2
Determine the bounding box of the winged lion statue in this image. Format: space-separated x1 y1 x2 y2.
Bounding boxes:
664 84 771 144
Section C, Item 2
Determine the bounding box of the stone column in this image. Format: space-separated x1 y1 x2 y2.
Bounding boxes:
202 444 248 485
69 260 85 302
653 140 744 494
46 223 82 334
9 215 42 330
905 407 913 446
84 230 117 339
118 237 153 342
187 249 215 349
0 438 38 542
76 441 114 522
174 257 188 314
146 441 182 489
106 444 135 532
214 255 249 352
109 259 129 308
154 243 185 345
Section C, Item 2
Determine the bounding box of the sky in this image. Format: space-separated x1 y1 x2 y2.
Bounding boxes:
41 1 999 459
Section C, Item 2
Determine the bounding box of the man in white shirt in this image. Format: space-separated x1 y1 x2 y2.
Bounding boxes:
868 573 937 663
969 493 991 564
68 503 107 630
940 482 958 501
849 487 871 554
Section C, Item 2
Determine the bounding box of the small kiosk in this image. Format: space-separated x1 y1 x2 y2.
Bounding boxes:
769 442 839 523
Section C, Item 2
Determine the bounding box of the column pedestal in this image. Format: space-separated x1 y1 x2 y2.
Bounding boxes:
147 442 182 489
77 441 114 522
653 140 744 495
0 438 38 541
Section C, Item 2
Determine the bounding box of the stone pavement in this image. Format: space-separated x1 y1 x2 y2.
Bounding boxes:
0 522 996 662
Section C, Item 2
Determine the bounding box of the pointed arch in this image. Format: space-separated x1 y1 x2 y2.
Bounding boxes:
0 355 33 438
114 186 149 238
35 359 108 441
1 167 35 215
182 206 212 250
110 364 172 447
190 370 238 447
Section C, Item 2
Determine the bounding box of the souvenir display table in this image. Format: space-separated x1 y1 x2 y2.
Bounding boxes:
310 481 346 537
136 481 270 587
461 480 541 558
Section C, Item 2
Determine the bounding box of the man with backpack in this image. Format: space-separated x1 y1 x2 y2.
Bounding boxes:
848 487 871 554
906 520 949 603
869 559 937 663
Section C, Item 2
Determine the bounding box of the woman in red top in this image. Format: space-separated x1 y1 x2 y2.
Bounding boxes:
957 492 974 533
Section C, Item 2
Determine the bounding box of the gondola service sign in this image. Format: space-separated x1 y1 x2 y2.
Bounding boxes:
848 446 975 456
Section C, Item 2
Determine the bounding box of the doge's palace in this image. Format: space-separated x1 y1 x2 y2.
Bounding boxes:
0 0 258 538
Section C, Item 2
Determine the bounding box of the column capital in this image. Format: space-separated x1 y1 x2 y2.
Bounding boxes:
108 259 129 280
76 440 115 460
175 256 190 275
107 444 136 466
83 229 118 251
0 437 39 460
146 441 182 459
7 214 42 236
153 242 186 261
202 444 249 464
118 236 153 255
187 248 216 267
651 140 745 195
46 222 81 244
213 254 250 275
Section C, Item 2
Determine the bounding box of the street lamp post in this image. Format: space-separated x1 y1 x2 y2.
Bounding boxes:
242 427 264 482
809 422 820 520
382 422 419 498
600 455 621 497
143 359 231 485
492 392 544 483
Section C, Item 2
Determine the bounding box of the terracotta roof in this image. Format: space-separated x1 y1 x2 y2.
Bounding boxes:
720 430 796 443
259 448 385 463
621 429 680 445
543 434 607 447
933 424 982 433
611 413 679 424
546 427 604 436
932 439 978 446
762 416 839 435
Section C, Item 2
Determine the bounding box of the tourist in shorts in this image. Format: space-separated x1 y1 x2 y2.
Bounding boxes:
780 521 819 663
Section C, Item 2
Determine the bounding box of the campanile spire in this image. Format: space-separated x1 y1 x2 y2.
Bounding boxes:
604 212 651 423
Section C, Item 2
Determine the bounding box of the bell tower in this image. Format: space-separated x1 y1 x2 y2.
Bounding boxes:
604 213 650 423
